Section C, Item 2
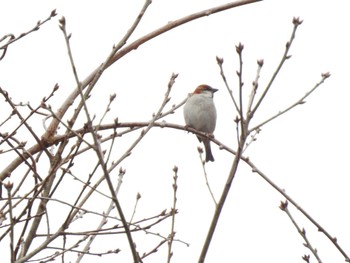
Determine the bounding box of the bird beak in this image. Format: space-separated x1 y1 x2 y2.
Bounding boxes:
211 88 218 93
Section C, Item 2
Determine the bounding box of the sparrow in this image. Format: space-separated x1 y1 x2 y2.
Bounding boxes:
183 84 218 162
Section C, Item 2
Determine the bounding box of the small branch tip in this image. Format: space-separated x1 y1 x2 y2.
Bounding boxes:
321 72 331 79
216 56 224 64
58 16 66 29
235 42 244 54
173 166 178 173
292 17 303 26
279 200 288 210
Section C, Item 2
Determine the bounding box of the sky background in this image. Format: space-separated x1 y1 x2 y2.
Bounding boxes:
1 0 349 262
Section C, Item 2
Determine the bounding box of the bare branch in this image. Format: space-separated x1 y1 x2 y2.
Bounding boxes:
249 72 330 133
280 201 323 263
243 157 350 262
249 17 303 118
167 166 179 263
198 149 218 206
0 9 57 60
246 59 263 117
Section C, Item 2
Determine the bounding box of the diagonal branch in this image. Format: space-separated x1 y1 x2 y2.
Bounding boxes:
243 157 350 262
249 17 303 118
0 10 57 60
279 201 323 263
249 72 330 133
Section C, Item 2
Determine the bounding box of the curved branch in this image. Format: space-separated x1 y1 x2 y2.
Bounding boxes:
41 0 262 144
108 0 262 67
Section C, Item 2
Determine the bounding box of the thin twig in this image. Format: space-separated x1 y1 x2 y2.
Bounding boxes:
242 127 260 152
236 43 245 131
167 166 178 263
249 17 303 118
249 72 330 133
0 10 57 60
243 157 350 262
129 193 141 224
216 56 240 112
246 59 263 117
280 201 323 263
141 239 168 259
5 182 15 263
198 148 217 206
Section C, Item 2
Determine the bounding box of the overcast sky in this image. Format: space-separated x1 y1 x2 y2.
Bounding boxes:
1 1 349 262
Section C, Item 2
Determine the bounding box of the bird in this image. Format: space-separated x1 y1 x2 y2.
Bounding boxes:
183 84 218 162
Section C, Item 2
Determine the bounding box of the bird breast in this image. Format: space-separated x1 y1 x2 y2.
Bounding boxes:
184 94 217 133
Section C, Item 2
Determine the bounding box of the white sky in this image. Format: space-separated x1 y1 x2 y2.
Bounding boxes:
1 0 349 262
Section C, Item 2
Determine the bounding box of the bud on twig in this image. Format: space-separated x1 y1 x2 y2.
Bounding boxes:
4 181 13 190
235 42 244 54
286 41 290 49
53 83 59 91
58 16 66 30
168 73 179 89
257 59 264 67
50 9 57 18
279 200 288 211
114 117 119 126
321 72 331 79
216 56 224 65
173 166 178 173
110 93 116 102
302 255 310 263
234 116 240 124
119 166 126 176
292 17 303 26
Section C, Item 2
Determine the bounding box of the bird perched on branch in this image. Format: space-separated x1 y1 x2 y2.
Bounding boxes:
184 84 218 162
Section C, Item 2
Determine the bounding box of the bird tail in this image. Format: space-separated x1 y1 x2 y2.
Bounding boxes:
204 140 214 162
